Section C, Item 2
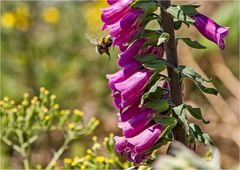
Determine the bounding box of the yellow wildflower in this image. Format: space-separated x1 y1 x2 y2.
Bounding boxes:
96 156 105 163
42 7 60 24
50 95 56 100
92 136 97 142
63 158 72 164
74 109 84 116
53 104 59 109
14 5 29 32
44 115 50 121
1 12 15 28
68 123 75 130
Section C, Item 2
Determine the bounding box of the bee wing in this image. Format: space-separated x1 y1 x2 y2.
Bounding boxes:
85 33 99 45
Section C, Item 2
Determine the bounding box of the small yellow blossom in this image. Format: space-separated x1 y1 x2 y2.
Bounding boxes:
0 101 4 106
42 7 60 24
23 93 29 98
80 165 86 170
86 149 92 154
43 108 48 113
71 160 77 166
40 87 45 92
68 123 75 130
92 136 97 142
50 95 56 100
15 4 29 17
74 109 84 116
91 117 96 121
3 97 9 102
12 108 18 113
83 161 88 166
1 12 15 28
96 156 105 163
84 154 91 160
106 159 114 164
10 100 15 105
95 120 100 125
44 115 50 121
44 90 49 95
63 158 72 164
53 104 59 109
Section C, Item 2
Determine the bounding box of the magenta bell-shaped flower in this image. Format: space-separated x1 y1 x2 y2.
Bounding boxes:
113 69 152 110
114 124 165 164
118 108 153 138
101 0 134 26
192 13 229 50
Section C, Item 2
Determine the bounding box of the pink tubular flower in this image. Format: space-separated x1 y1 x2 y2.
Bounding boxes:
192 13 229 50
101 0 133 25
114 124 165 164
114 69 152 110
118 108 153 138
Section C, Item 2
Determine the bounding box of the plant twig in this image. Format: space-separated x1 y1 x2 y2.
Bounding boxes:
158 0 187 145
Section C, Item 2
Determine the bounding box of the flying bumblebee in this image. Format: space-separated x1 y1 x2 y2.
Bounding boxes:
85 33 113 59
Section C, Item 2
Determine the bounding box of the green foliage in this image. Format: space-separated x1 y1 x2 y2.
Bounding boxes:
177 37 206 49
173 104 213 145
178 65 218 95
0 88 99 169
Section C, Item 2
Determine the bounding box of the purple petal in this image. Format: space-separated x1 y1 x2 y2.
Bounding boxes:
127 124 164 154
192 13 229 50
118 108 153 138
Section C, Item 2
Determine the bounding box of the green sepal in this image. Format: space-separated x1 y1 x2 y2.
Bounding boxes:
155 116 177 139
177 37 206 49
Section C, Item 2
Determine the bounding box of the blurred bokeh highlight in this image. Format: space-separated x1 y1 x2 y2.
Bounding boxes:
1 1 239 169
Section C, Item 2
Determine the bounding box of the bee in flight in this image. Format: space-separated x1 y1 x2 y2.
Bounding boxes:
85 33 113 59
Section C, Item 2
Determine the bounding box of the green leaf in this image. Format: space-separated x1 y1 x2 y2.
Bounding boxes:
157 32 170 45
144 100 169 112
143 61 166 71
196 83 219 95
174 20 182 30
166 6 195 26
141 30 160 48
155 116 177 127
135 54 167 71
173 104 189 134
132 1 157 15
189 123 214 145
185 105 209 124
177 37 206 49
179 4 200 17
178 65 218 95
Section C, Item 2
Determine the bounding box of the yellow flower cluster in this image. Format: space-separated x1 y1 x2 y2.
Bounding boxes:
1 4 29 31
41 7 60 24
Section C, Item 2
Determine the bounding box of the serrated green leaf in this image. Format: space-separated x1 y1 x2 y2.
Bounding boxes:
189 123 214 145
185 105 209 124
157 32 170 45
144 100 169 112
177 37 206 49
166 6 195 25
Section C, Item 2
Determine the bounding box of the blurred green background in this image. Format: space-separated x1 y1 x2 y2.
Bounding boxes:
1 1 239 169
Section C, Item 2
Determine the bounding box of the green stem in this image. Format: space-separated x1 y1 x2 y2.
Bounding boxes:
16 131 31 170
45 138 71 170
